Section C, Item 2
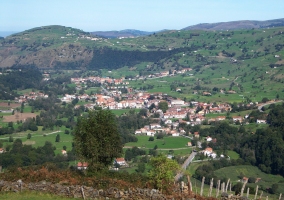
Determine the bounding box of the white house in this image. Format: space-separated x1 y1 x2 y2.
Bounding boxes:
147 130 155 136
206 136 212 142
204 147 213 156
256 119 266 124
115 158 127 166
164 119 173 125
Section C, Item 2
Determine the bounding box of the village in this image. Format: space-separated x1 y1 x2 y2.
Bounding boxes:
9 71 273 170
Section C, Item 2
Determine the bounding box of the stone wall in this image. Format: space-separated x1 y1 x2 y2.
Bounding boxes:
0 179 168 199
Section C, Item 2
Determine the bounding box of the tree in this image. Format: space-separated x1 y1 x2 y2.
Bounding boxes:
8 136 13 143
55 134 60 142
136 163 146 173
27 133 31 139
158 101 168 113
74 110 123 171
270 183 278 194
148 154 180 191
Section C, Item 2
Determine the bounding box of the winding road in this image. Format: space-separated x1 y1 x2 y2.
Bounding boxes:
175 151 197 181
258 100 282 112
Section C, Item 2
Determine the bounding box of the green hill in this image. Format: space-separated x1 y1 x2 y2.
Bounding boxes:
214 165 284 195
0 24 284 101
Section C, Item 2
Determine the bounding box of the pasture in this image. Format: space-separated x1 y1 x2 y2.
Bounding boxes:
2 112 37 122
214 165 284 195
124 135 192 150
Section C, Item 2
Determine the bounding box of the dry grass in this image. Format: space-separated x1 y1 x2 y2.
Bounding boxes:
3 113 37 122
0 102 21 108
23 140 36 145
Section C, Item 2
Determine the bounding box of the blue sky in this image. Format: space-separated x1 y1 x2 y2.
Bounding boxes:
1 0 284 32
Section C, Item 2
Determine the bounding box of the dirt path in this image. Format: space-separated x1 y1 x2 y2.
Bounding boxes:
0 131 61 140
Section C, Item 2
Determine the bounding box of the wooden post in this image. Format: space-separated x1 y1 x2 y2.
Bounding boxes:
81 186 85 200
247 187 250 198
229 183 232 193
279 193 282 200
17 180 22 193
241 179 247 196
200 177 205 196
266 196 268 200
187 175 192 195
180 181 184 193
260 191 263 199
216 180 220 198
208 178 213 197
255 185 259 200
225 178 230 193
222 182 225 193
195 179 197 194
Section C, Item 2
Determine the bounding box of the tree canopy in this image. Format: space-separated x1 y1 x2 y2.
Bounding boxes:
148 154 180 191
74 110 123 171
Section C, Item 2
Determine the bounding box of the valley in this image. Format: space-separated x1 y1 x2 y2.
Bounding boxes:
0 21 284 199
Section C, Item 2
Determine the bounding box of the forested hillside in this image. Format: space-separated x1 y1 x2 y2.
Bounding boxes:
0 66 42 100
194 103 284 184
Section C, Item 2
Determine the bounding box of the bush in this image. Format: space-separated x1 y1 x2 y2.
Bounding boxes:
247 177 256 183
148 136 154 141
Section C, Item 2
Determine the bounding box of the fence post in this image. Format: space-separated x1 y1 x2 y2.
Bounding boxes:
241 179 247 196
216 180 220 198
208 178 213 197
225 178 230 193
81 186 85 200
254 185 259 200
187 175 192 195
279 193 282 200
200 177 205 196
222 182 225 193
247 187 250 198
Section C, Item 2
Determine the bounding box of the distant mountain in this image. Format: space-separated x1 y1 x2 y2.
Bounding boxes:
182 18 284 30
91 29 154 38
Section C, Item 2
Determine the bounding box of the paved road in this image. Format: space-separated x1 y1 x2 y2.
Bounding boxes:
258 100 282 112
175 151 197 181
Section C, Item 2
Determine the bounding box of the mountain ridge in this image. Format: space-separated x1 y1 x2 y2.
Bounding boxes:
182 18 284 30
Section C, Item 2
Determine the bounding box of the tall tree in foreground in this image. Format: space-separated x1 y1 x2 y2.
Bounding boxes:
74 110 123 171
148 154 180 192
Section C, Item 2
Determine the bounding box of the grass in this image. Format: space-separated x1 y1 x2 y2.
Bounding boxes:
227 150 240 160
110 108 141 116
0 127 73 155
0 191 72 200
214 165 284 196
125 135 192 149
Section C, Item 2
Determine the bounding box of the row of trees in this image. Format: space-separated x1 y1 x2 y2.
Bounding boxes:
0 139 75 169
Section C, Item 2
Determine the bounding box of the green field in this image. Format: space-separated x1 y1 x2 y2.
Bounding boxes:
214 165 284 195
125 135 192 150
0 128 73 155
227 150 240 160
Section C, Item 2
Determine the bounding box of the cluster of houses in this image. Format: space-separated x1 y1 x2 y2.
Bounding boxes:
15 92 49 103
76 157 128 170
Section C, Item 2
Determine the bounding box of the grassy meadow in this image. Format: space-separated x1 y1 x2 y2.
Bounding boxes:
214 165 284 197
125 135 192 150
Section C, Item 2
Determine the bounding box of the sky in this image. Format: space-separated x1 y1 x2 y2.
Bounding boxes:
1 0 284 32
